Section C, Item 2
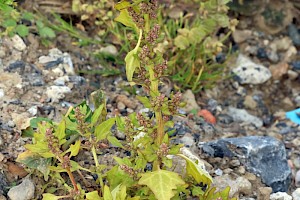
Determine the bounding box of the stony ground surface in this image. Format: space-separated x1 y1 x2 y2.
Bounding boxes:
1 7 300 200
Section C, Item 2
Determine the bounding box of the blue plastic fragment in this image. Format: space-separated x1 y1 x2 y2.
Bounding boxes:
286 108 300 125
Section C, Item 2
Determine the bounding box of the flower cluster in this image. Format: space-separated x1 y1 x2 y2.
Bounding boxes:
45 128 62 156
74 107 89 135
146 24 160 44
140 0 158 19
157 143 169 157
151 94 166 109
137 113 151 128
154 60 167 78
169 92 182 114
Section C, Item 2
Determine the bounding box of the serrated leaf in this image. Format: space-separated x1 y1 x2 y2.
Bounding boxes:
94 118 115 141
125 29 142 85
104 185 113 200
177 154 212 185
111 184 127 200
174 35 190 50
86 191 101 200
107 135 123 148
107 166 135 189
24 142 55 158
15 24 29 37
136 96 151 108
138 170 185 200
54 119 65 141
30 117 52 129
114 157 132 167
69 140 81 157
42 193 61 200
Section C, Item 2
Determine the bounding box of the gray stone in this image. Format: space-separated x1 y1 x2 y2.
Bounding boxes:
201 136 292 192
292 188 300 200
0 173 8 195
232 54 271 84
288 24 300 46
179 133 195 147
100 45 118 55
270 192 292 200
11 35 26 51
227 107 263 128
8 178 35 200
0 89 4 99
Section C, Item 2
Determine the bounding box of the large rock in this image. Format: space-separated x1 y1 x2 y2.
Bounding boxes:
232 54 271 84
201 136 291 192
8 178 35 200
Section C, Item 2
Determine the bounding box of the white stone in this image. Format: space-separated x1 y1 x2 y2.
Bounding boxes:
232 54 271 84
11 35 26 51
100 45 118 55
270 192 292 200
227 106 263 128
8 178 35 200
28 106 37 116
292 188 300 200
46 86 71 103
0 88 4 99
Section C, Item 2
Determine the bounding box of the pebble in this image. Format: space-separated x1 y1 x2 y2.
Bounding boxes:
267 50 279 63
227 106 263 128
232 54 272 84
217 113 234 124
179 133 195 147
0 89 4 99
46 86 71 103
288 24 300 46
287 70 299 80
232 29 252 43
295 170 300 187
258 187 272 200
214 168 223 176
270 192 292 200
291 61 300 71
53 76 69 86
27 73 44 86
213 175 252 197
117 102 126 110
292 188 300 200
115 95 137 109
0 47 6 58
256 47 268 59
28 106 37 116
270 36 292 51
181 90 199 112
294 96 300 107
8 178 35 200
100 45 118 55
269 62 289 80
243 95 257 109
11 35 26 51
0 173 8 195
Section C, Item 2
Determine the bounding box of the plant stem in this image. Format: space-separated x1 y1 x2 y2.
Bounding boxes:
66 168 78 191
91 145 104 193
149 66 164 146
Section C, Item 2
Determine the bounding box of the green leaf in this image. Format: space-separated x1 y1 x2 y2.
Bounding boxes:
115 1 138 31
54 119 66 141
16 151 51 181
162 157 172 168
104 185 113 200
111 184 127 200
39 27 56 38
24 142 55 158
136 96 151 108
86 191 101 200
125 29 142 85
138 170 185 200
91 104 104 126
107 166 135 189
69 140 81 157
174 35 190 50
94 118 115 141
22 12 34 20
15 24 29 37
30 117 52 129
114 157 132 167
42 193 61 200
177 154 212 185
107 135 123 148
3 19 16 27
